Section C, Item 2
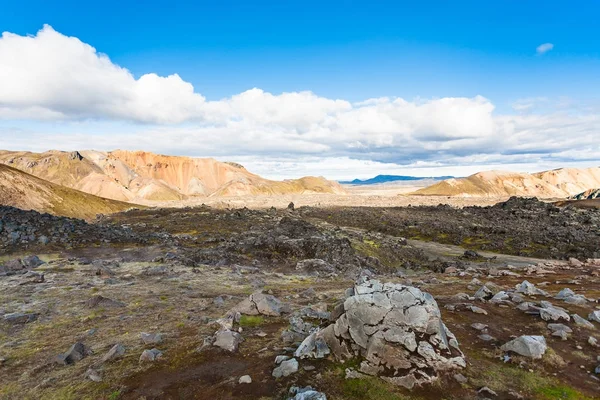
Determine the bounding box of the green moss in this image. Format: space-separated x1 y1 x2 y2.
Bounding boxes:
239 315 265 327
468 360 593 399
340 376 416 400
536 385 592 400
363 239 380 249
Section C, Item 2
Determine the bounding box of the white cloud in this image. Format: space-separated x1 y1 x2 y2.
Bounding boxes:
0 26 598 179
0 25 206 124
536 42 554 55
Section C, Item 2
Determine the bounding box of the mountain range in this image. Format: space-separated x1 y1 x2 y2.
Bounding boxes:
340 175 453 185
0 150 346 203
413 167 600 198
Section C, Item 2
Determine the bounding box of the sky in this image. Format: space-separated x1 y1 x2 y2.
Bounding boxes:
0 1 599 180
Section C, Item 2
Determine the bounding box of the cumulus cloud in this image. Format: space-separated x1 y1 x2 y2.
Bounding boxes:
0 25 206 123
0 26 597 179
536 42 554 55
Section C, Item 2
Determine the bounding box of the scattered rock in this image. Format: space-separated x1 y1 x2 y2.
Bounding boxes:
233 293 290 317
86 295 125 308
501 336 547 359
21 255 44 268
573 314 595 329
56 342 90 365
478 386 498 397
273 358 299 378
589 311 600 324
139 348 163 362
469 305 488 315
474 285 493 300
454 373 468 384
84 368 102 382
140 332 163 344
101 343 125 363
471 323 488 331
3 312 38 324
515 280 548 296
213 330 243 352
287 385 327 400
239 375 252 384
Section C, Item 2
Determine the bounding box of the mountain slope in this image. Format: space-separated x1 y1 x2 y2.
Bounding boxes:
0 150 346 202
414 167 600 198
570 188 600 200
0 164 136 219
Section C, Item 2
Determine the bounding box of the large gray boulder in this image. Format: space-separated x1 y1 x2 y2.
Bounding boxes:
213 329 244 352
297 277 465 389
501 335 547 359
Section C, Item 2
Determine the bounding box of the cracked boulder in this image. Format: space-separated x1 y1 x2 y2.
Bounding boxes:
297 277 465 389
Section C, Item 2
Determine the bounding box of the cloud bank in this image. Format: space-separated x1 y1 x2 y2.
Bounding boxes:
0 26 597 179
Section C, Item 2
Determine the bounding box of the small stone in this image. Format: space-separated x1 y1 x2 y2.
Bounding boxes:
573 314 595 329
56 342 89 365
139 348 163 362
589 337 598 347
213 330 244 352
471 323 488 331
469 305 488 315
478 386 498 397
273 358 299 378
84 368 102 382
589 311 600 323
239 375 252 384
453 373 468 383
140 332 163 344
3 312 38 325
101 344 125 363
275 355 291 364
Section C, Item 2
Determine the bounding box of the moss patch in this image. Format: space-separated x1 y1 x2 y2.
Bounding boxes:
239 315 265 327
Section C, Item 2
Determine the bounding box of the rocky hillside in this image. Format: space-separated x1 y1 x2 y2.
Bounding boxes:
414 167 600 198
0 150 346 202
0 164 136 219
570 188 600 200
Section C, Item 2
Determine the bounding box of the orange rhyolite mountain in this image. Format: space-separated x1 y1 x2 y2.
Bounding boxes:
0 150 346 202
0 164 134 219
414 167 600 198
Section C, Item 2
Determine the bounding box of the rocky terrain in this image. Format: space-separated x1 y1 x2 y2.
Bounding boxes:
414 167 600 198
1 198 600 400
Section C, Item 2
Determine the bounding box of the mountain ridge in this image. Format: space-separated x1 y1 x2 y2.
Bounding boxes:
0 149 346 202
414 167 600 198
0 164 136 219
340 174 454 185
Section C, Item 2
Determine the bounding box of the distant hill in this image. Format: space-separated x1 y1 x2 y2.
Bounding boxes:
340 175 453 185
0 164 136 219
0 150 346 202
414 167 600 198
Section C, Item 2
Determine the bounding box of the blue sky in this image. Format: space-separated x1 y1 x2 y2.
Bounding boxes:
0 1 599 179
